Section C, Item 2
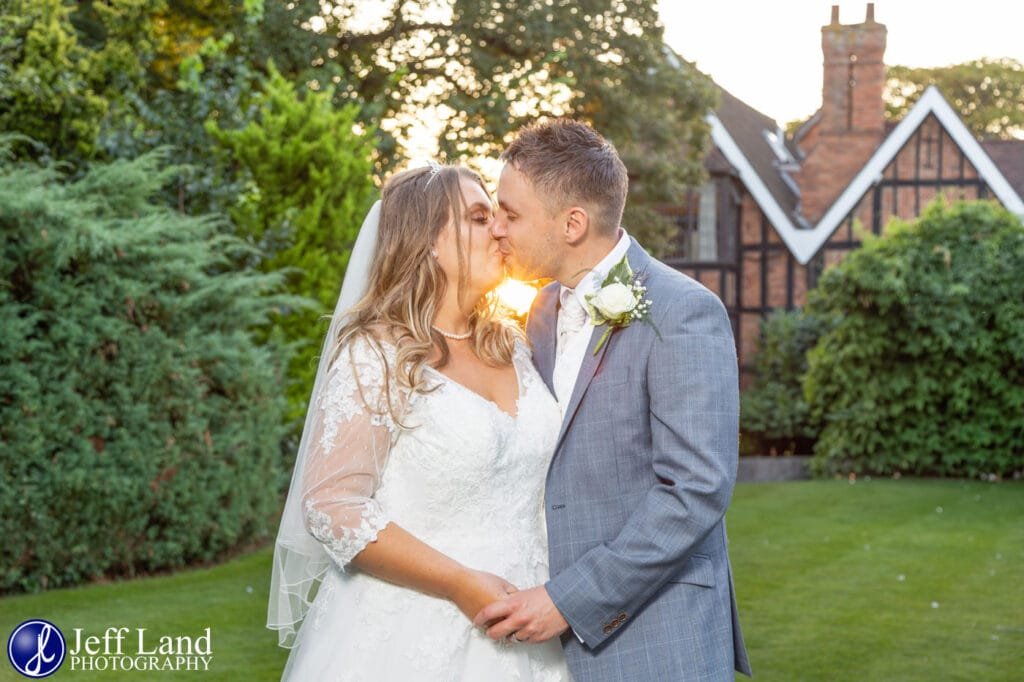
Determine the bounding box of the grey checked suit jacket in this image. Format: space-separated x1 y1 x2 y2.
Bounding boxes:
527 238 752 681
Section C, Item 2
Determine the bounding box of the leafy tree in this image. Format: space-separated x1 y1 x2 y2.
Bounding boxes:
886 58 1024 140
148 0 328 85
209 65 378 428
0 144 308 592
803 199 1024 478
89 0 332 215
107 29 261 215
1 0 330 204
69 0 325 96
320 0 717 255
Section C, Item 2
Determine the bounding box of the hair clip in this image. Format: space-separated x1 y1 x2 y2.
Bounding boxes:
424 160 444 188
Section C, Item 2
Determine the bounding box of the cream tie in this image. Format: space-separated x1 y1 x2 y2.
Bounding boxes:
557 292 588 355
554 291 590 405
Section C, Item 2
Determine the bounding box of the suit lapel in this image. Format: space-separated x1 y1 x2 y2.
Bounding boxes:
527 283 559 396
553 321 611 453
552 237 653 455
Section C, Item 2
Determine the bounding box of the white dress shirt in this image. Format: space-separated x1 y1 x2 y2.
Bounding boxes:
552 229 632 412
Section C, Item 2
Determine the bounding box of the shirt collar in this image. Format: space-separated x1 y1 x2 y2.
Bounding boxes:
560 228 632 309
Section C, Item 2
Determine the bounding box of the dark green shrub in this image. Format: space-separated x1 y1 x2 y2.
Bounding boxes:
804 199 1024 478
0 147 305 593
740 308 825 455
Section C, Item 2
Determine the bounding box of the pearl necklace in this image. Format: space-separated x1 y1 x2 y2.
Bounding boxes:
431 325 472 340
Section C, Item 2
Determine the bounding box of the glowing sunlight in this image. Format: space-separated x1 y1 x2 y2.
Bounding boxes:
493 278 538 317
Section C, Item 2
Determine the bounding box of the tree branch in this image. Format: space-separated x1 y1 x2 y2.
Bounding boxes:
336 22 452 50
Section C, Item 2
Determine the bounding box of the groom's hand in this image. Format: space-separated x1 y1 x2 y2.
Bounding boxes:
473 585 569 643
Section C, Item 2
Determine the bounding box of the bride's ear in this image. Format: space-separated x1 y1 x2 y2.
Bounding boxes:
563 207 589 245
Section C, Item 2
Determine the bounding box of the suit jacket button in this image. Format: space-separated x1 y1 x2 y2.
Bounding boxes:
603 625 613 634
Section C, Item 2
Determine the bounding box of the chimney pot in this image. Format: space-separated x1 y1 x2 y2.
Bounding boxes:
831 5 840 24
866 3 876 23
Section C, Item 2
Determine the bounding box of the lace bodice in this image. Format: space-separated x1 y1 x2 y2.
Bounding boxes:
301 335 560 574
284 334 568 681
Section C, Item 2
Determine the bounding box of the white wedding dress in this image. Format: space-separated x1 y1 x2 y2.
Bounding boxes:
280 335 570 681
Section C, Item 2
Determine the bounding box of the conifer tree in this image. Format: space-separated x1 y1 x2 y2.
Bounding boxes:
209 65 378 428
0 145 304 592
0 0 108 160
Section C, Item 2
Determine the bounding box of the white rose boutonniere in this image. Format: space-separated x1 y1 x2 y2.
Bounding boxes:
591 282 637 318
583 256 656 354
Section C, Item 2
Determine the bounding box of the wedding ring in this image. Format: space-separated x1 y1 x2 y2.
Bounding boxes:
510 633 523 643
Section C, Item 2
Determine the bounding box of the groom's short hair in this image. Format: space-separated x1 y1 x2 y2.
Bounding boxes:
501 119 628 237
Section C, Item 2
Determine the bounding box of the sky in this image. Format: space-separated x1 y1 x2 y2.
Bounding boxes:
658 0 1024 126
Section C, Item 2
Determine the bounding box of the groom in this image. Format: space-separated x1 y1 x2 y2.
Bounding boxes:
476 119 752 680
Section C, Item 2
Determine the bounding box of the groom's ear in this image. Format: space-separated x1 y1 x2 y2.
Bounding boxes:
563 206 589 245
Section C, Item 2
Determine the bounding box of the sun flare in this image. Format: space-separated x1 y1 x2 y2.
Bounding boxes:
493 278 538 317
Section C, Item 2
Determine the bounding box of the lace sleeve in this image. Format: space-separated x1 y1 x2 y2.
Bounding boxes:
301 336 405 571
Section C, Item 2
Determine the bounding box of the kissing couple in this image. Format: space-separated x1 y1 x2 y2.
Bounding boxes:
268 119 751 681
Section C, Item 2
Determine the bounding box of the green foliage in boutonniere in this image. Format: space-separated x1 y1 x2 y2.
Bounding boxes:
583 256 657 354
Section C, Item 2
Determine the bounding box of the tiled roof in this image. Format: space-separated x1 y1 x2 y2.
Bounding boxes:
980 139 1024 198
708 86 1024 264
713 87 799 220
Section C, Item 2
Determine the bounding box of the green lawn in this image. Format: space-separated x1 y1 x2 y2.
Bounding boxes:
0 549 288 681
727 479 1023 681
2 479 1022 681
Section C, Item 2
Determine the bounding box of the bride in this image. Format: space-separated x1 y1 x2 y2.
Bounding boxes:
267 163 570 680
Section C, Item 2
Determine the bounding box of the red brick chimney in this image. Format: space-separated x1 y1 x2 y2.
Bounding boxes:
796 4 888 223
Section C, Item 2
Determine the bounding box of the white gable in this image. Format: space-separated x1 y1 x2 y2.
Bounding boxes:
709 86 1024 265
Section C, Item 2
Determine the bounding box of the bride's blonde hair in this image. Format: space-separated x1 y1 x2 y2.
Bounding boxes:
330 164 522 419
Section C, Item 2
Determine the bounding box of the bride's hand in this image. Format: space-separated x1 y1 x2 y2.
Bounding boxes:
449 569 518 623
